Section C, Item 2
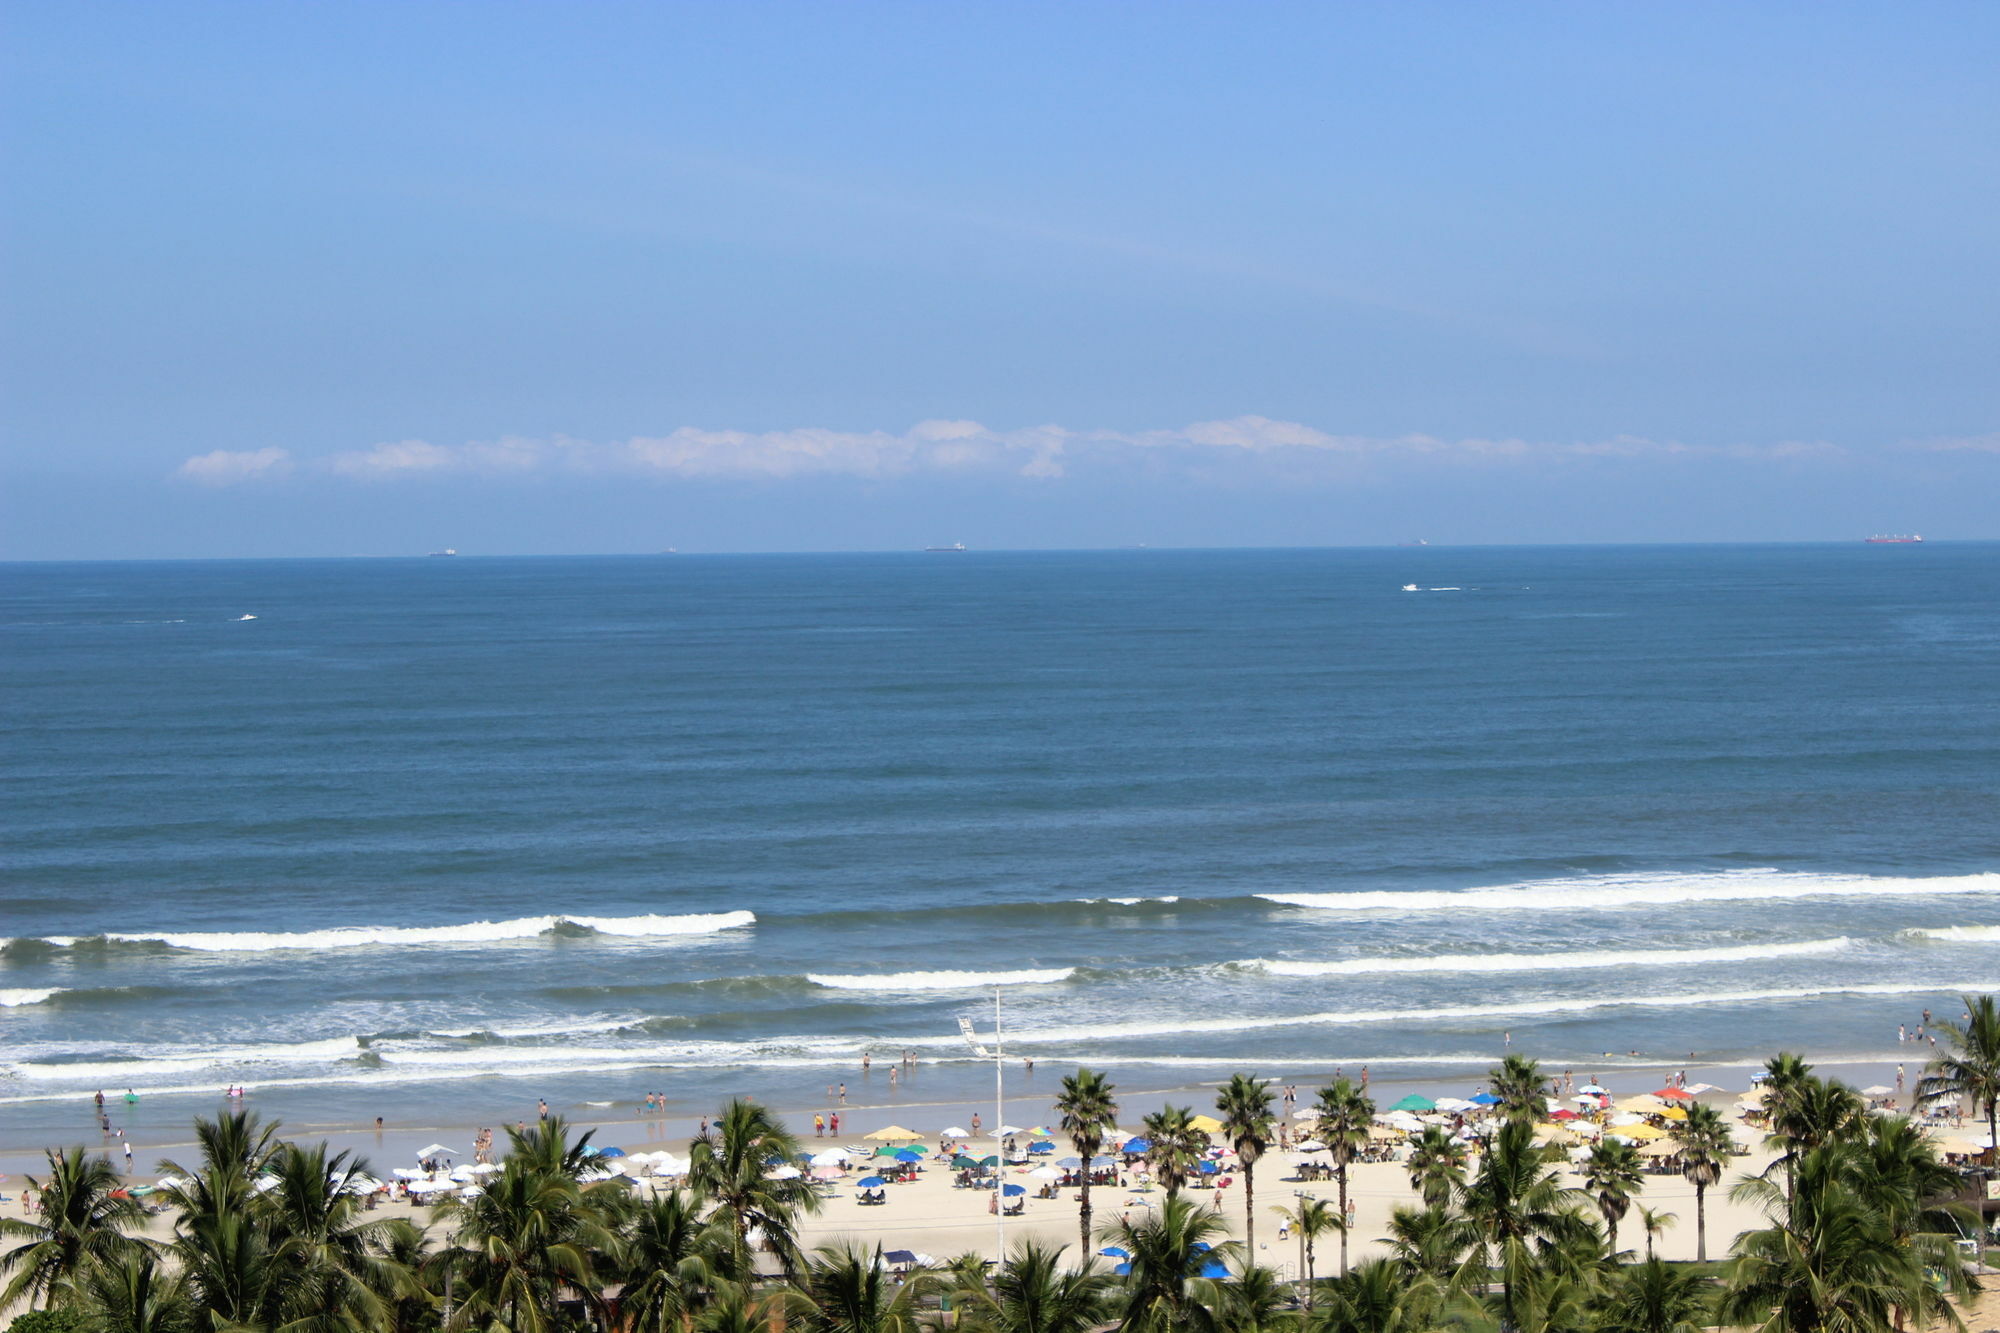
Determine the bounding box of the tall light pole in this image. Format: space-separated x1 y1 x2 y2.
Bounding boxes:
958 986 1007 1266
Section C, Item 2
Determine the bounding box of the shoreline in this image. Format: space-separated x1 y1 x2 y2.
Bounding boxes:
0 1050 1932 1179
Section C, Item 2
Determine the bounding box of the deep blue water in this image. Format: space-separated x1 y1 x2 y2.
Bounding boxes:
3 544 1998 1145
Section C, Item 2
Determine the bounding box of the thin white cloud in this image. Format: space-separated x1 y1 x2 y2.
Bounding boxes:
174 419 1850 486
1905 432 2000 454
176 447 292 485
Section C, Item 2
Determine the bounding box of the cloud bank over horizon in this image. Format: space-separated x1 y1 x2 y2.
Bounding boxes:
176 416 1857 488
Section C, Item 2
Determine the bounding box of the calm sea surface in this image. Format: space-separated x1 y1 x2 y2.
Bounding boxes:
3 545 1998 1145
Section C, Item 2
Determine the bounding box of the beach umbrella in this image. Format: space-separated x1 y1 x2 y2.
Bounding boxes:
1028 1141 1054 1154
1057 1157 1082 1167
1434 1097 1474 1113
810 1150 849 1166
1198 1160 1219 1174
1659 1106 1687 1120
1029 1166 1061 1179
1469 1092 1502 1106
976 1155 999 1167
1114 1263 1133 1276
1002 1183 1026 1197
863 1125 923 1142
1294 1140 1326 1152
1390 1095 1437 1113
1121 1137 1151 1154
1683 1082 1723 1095
883 1250 918 1266
1187 1114 1224 1134
1100 1246 1130 1259
940 1126 969 1138
415 1144 454 1159
1652 1087 1693 1101
873 1146 905 1158
1861 1085 1894 1096
811 1166 844 1180
1617 1123 1668 1140
1551 1108 1578 1121
768 1165 802 1180
1199 1259 1230 1278
1027 1126 1054 1137
1578 1083 1609 1096
893 1148 923 1162
1618 1095 1667 1113
1636 1140 1681 1157
856 1175 887 1188
905 1144 931 1155
597 1146 627 1157
950 1155 981 1169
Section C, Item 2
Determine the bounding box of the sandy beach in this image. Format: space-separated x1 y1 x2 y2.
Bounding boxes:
2 1055 1954 1271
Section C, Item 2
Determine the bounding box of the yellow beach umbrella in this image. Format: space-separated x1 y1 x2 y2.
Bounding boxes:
1188 1114 1225 1134
1617 1123 1668 1140
862 1125 923 1142
1659 1106 1687 1120
1618 1094 1666 1114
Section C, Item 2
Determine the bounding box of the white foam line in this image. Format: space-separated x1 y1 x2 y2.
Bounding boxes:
1258 870 2000 914
1240 938 1852 977
807 968 1076 991
1909 926 2000 944
992 981 2000 1046
31 911 755 952
0 988 65 1007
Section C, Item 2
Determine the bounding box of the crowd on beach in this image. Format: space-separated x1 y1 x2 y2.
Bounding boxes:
8 996 2000 1332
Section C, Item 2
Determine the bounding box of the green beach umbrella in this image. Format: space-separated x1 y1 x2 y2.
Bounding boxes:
951 1155 981 1169
1390 1094 1437 1113
873 1146 904 1158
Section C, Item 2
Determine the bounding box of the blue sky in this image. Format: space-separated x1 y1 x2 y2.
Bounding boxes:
3 2 1996 557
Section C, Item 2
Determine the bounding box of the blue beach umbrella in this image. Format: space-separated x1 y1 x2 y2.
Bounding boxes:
1028 1141 1054 1154
1470 1093 1502 1106
1122 1137 1151 1153
1002 1183 1026 1196
857 1175 887 1188
1058 1157 1083 1168
1114 1263 1133 1276
596 1147 627 1158
1100 1246 1130 1259
1198 1160 1219 1174
894 1148 922 1162
1200 1259 1230 1278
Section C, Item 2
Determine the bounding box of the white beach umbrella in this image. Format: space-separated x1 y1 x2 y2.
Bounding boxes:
768 1165 802 1180
1028 1166 1061 1180
468 1161 502 1174
416 1144 454 1159
810 1149 850 1166
1434 1097 1474 1113
997 1124 1028 1137
1292 1109 1317 1120
940 1126 969 1138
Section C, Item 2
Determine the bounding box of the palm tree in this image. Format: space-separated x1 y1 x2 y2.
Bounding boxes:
1055 1068 1119 1256
1267 1197 1342 1311
1314 1256 1436 1333
1635 1206 1676 1263
1489 1053 1550 1122
74 1249 192 1333
1403 1125 1467 1210
435 1153 618 1333
254 1140 401 1333
616 1187 730 1332
158 1109 280 1212
1672 1101 1731 1263
1213 1263 1293 1333
1594 1256 1709 1333
1215 1073 1276 1256
1459 1116 1587 1327
1382 1203 1477 1289
687 1098 822 1278
953 1238 1113 1333
0 1147 147 1310
505 1114 599 1179
1579 1138 1645 1260
1917 993 2000 1162
1311 1077 1373 1275
786 1242 930 1333
1098 1195 1240 1333
1140 1105 1205 1201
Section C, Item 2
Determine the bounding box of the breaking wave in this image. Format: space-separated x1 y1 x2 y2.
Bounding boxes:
0 988 66 1007
16 911 755 953
1258 870 2000 915
806 968 1077 991
1240 938 1852 977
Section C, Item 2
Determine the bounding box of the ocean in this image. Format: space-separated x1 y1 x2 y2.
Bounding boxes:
3 544 1998 1150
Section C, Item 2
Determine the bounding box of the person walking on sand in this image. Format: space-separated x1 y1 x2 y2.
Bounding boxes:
122 1140 133 1172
